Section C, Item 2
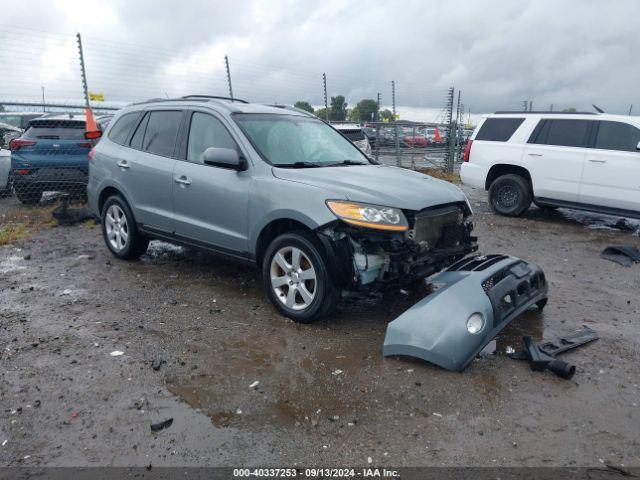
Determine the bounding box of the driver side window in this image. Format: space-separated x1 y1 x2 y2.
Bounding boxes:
187 112 237 164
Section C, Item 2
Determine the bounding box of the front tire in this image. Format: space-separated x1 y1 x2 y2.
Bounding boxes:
488 174 532 217
101 195 149 260
263 231 339 323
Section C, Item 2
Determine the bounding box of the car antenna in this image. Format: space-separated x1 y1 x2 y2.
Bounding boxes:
592 104 605 113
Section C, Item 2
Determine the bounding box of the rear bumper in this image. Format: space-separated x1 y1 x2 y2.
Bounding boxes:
383 255 548 371
460 162 486 189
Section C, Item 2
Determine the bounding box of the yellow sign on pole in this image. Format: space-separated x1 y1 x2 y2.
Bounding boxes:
89 91 104 102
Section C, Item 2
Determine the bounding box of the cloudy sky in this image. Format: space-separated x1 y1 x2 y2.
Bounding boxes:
1 0 639 121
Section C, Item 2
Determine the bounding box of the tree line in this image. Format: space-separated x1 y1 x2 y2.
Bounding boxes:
293 96 394 123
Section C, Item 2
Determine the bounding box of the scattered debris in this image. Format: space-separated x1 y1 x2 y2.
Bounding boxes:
52 195 95 226
151 357 165 371
332 369 343 375
249 381 260 389
432 412 443 418
150 418 173 432
601 245 640 267
479 340 497 357
1 440 7 447
110 350 124 357
61 289 73 296
505 345 515 355
509 328 599 380
236 408 242 415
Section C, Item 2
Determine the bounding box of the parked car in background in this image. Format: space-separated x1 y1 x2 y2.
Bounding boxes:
0 121 22 148
419 126 445 145
362 126 376 145
332 123 371 155
10 114 91 204
0 148 10 197
461 111 640 218
88 96 475 323
402 128 427 148
0 112 45 130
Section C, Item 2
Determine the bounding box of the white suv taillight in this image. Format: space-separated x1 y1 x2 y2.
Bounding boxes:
463 140 473 162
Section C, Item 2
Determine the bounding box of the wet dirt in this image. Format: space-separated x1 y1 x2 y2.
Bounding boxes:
1 186 639 467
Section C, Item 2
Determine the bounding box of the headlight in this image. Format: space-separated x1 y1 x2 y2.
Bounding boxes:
326 200 409 231
466 313 484 334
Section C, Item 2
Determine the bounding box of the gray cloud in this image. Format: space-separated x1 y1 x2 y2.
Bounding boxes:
1 0 638 115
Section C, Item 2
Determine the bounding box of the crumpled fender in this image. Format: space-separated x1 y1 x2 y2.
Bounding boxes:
383 255 548 371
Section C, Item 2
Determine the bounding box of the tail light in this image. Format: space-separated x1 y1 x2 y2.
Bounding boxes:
16 169 31 175
9 139 36 151
88 148 96 160
463 140 473 162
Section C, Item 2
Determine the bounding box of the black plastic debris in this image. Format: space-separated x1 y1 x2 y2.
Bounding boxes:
52 195 95 226
510 327 599 380
150 418 173 432
151 357 165 371
600 245 640 267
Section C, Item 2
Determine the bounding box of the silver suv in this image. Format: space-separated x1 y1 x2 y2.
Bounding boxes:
88 95 476 322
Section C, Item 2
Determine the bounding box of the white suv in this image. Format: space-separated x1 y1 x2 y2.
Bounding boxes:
460 112 640 218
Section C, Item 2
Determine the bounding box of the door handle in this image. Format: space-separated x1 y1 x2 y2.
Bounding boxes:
527 153 543 157
588 159 607 163
174 175 191 185
117 160 130 169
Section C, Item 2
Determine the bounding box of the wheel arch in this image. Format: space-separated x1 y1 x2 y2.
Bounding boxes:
485 164 532 191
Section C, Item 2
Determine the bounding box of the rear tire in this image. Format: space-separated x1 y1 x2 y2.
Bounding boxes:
101 195 149 260
488 174 532 217
263 231 339 323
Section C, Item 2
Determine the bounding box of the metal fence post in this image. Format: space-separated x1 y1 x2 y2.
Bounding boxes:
224 55 234 99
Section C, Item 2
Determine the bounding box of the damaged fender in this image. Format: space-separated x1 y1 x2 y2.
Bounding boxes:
383 255 548 371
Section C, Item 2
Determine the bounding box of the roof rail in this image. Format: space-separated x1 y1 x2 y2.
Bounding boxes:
266 104 316 117
182 95 249 104
494 110 598 115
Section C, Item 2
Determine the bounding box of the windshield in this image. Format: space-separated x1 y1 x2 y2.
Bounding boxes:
234 114 370 167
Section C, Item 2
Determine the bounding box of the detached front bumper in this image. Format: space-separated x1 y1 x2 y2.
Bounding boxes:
383 254 548 371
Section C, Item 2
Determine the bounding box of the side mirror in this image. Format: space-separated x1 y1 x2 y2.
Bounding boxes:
637 141 640 151
85 130 102 140
203 147 246 170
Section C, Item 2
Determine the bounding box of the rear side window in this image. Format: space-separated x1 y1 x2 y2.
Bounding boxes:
475 118 524 141
187 112 237 164
108 112 140 145
142 111 182 157
595 121 640 152
24 120 85 140
529 119 592 148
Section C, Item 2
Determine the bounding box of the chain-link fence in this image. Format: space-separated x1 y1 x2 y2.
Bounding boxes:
367 122 467 171
0 26 472 214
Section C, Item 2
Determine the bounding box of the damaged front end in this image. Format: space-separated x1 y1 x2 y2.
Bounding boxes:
321 202 477 289
383 255 548 371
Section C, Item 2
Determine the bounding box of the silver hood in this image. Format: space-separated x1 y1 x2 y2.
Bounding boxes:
272 164 468 212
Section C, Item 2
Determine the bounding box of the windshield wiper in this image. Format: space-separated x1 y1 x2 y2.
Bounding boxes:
325 160 368 167
275 161 323 168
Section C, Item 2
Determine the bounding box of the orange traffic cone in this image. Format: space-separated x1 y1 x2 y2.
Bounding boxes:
434 127 442 142
85 107 101 139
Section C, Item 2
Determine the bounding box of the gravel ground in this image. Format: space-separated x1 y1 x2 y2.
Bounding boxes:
1 186 639 468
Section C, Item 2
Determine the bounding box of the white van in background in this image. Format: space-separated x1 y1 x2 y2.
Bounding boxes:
461 111 640 218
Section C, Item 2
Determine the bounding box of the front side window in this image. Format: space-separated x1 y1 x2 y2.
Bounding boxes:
187 112 237 164
141 111 182 157
234 114 369 167
595 121 640 152
475 118 524 142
